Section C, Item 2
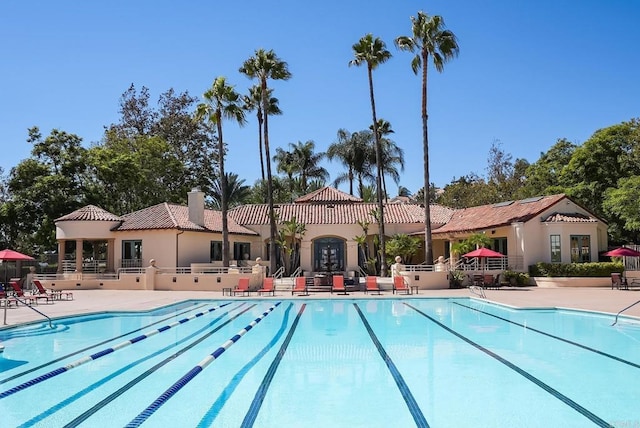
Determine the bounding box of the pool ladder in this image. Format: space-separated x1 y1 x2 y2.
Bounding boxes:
612 299 640 326
469 285 486 299
2 296 54 328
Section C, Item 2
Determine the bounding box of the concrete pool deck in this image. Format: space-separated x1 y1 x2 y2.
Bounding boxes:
2 286 640 326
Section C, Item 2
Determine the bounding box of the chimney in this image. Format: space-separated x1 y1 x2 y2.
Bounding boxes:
188 187 205 226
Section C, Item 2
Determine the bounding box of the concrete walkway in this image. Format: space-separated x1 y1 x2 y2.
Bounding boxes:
2 287 640 327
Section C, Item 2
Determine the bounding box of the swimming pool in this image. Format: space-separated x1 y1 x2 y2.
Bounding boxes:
0 298 638 427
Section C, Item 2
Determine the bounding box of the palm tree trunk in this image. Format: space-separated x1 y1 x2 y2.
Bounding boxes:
217 113 230 268
257 111 265 185
367 65 387 276
262 79 278 276
422 50 433 265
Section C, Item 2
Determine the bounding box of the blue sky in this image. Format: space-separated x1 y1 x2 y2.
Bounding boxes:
1 0 639 195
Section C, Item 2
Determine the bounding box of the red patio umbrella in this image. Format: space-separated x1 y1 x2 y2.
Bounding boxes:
462 248 504 258
604 247 640 258
0 249 35 286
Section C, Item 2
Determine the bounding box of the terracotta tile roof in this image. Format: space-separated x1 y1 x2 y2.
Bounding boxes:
114 203 258 235
432 194 568 237
542 212 598 223
294 186 363 203
229 202 453 227
55 205 122 222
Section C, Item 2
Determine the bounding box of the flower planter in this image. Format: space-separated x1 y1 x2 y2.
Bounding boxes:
532 277 610 288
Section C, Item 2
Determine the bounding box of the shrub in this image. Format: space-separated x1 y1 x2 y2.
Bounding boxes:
503 270 530 286
529 262 623 278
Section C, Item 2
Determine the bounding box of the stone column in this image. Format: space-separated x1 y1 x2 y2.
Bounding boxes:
75 239 84 273
107 239 115 273
57 240 66 273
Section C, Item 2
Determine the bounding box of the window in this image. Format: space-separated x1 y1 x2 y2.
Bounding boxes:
233 242 251 263
570 235 590 263
210 241 222 261
550 235 561 263
491 238 508 256
122 240 142 268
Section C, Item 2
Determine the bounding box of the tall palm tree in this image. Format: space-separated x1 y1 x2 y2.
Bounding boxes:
369 119 405 199
211 172 251 209
242 85 282 184
350 33 392 276
239 49 292 275
290 140 328 194
274 146 297 194
395 12 459 265
195 76 246 267
327 129 374 196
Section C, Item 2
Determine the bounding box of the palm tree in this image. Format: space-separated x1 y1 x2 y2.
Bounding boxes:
350 34 392 276
290 140 328 194
211 172 251 209
274 146 297 194
327 129 374 196
195 76 246 267
242 85 282 184
395 11 459 265
239 49 292 275
369 119 405 199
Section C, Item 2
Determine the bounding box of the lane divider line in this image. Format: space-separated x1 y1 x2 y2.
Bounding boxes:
125 302 282 428
407 302 611 427
453 301 640 369
0 302 233 400
61 303 255 428
354 303 430 428
239 303 305 427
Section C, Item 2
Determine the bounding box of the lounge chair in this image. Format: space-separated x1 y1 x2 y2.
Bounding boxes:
8 281 52 305
393 276 411 295
233 278 251 296
482 274 499 290
257 277 275 296
331 275 348 295
611 273 628 290
33 280 73 300
292 276 309 296
0 290 17 308
365 276 381 295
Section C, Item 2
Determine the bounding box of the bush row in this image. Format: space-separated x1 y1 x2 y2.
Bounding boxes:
529 262 624 278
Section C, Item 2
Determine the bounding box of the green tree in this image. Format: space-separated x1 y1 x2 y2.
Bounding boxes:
385 233 421 265
603 176 640 243
195 76 247 267
519 138 577 198
277 216 306 275
211 172 251 209
6 127 88 252
239 49 292 276
369 119 405 199
350 33 392 276
396 11 459 266
327 129 375 196
242 85 282 184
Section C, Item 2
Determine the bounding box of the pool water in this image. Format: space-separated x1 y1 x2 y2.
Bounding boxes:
0 298 638 427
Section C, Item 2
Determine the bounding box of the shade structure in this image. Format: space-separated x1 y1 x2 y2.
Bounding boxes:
462 248 504 258
0 249 35 261
604 247 640 257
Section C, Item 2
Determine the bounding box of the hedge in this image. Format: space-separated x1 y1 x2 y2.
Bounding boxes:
529 262 624 278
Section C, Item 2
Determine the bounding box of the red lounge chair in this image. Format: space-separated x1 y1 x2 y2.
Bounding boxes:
393 276 411 295
9 281 52 305
292 277 309 296
482 274 499 290
233 278 251 296
257 277 275 296
33 280 73 300
0 290 17 308
331 275 348 295
365 276 381 295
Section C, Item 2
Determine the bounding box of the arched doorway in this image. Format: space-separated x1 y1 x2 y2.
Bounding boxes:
313 237 345 273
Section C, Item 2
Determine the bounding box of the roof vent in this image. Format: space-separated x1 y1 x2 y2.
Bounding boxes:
519 196 543 204
493 201 514 208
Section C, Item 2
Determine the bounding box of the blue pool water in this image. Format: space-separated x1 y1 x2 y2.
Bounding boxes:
0 298 639 427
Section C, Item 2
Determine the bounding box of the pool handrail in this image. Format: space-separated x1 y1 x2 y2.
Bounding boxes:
612 299 640 326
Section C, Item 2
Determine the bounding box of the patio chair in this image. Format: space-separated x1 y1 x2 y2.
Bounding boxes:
8 281 53 305
0 290 17 308
33 280 73 300
257 277 275 296
611 273 628 290
393 276 411 295
331 275 348 295
482 274 500 290
233 278 251 296
365 276 381 295
292 276 309 296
